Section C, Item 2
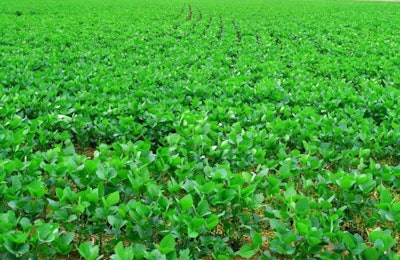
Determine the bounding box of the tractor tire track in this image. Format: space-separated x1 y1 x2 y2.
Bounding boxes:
217 16 224 40
174 4 186 19
189 8 204 32
232 21 241 43
186 4 193 21
201 16 213 36
255 33 261 47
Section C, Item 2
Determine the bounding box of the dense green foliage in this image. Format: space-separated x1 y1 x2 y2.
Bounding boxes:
1 0 400 258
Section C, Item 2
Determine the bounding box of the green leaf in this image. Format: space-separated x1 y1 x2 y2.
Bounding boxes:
180 249 191 260
132 244 147 259
270 237 295 255
241 185 256 198
112 241 133 260
206 214 219 230
4 159 24 174
108 215 127 229
187 217 204 238
146 183 160 198
373 239 385 251
238 244 256 258
342 232 356 249
157 195 170 211
284 184 297 201
135 203 151 218
104 191 120 207
188 229 199 238
379 186 392 204
349 240 366 255
84 160 99 174
192 217 205 229
270 219 285 231
54 232 75 255
197 199 210 217
10 232 29 244
78 242 99 260
369 229 381 243
37 223 59 243
282 231 297 244
295 197 310 213
252 232 262 248
179 194 193 211
380 230 395 251
338 175 355 189
19 217 32 232
159 234 175 255
0 210 17 231
296 221 309 235
27 180 47 199
4 240 29 256
308 236 322 245
363 247 380 260
279 160 291 179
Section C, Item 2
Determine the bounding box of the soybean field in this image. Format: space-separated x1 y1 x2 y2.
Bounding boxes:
1 0 400 259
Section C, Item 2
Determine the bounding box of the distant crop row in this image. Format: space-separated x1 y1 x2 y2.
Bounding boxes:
1 0 400 259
